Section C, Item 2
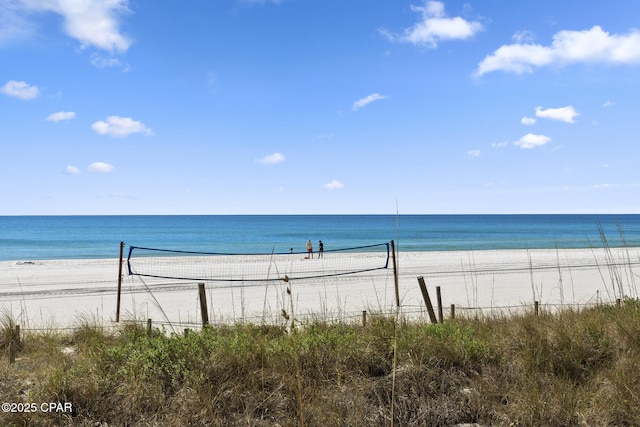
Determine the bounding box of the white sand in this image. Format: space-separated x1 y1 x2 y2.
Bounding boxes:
1 247 638 330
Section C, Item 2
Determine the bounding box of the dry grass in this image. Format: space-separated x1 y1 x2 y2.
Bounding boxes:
2 300 640 426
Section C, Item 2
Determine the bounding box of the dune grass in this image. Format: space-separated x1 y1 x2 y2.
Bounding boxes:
2 300 640 426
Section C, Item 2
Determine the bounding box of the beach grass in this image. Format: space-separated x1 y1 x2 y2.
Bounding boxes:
2 299 640 426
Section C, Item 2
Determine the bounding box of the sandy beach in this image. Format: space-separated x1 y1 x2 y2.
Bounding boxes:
1 247 639 330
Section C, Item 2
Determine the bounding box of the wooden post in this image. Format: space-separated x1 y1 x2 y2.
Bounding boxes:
9 340 16 364
616 298 621 307
14 325 20 346
146 319 152 337
534 301 539 317
362 310 367 327
116 241 124 322
198 283 209 327
417 276 438 323
436 286 443 324
450 304 455 320
390 240 400 307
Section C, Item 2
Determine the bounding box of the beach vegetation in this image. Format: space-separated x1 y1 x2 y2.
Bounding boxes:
2 300 640 425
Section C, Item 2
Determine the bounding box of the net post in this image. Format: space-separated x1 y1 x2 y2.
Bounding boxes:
116 241 124 322
391 240 399 307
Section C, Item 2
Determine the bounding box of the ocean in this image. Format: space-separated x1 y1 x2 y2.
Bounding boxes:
1 214 640 261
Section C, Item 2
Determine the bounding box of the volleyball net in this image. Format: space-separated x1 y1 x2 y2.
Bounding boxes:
126 243 390 283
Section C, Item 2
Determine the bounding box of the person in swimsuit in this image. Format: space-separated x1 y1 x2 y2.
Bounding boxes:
306 239 313 259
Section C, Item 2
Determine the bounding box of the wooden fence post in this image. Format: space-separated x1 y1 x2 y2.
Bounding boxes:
116 241 124 322
450 304 455 320
436 286 443 324
417 276 438 323
146 319 152 337
534 301 539 317
9 340 16 364
362 310 367 327
198 283 209 327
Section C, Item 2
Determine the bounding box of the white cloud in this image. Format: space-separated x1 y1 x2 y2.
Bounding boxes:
65 165 80 174
382 0 483 48
476 43 554 76
258 152 285 165
476 26 640 76
468 150 480 157
535 106 579 123
352 93 386 111
90 53 127 70
46 111 75 122
603 100 615 107
1 80 39 99
88 162 114 172
21 0 132 52
0 1 38 43
324 179 344 190
491 141 509 148
512 30 535 44
91 116 153 137
521 116 537 125
514 133 551 149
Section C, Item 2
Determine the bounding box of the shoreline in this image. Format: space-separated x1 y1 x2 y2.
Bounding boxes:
2 241 640 263
1 247 638 329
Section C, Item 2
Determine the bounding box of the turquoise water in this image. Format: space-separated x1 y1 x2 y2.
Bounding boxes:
1 214 640 261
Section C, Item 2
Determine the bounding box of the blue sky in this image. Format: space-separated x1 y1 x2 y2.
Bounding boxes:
2 0 640 215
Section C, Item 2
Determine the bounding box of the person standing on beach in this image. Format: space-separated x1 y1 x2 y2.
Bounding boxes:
318 240 324 258
306 239 313 259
